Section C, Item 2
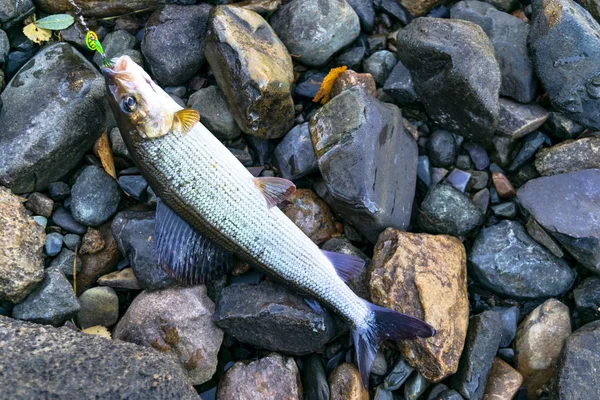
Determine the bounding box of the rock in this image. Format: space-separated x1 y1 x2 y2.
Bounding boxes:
93 30 136 68
44 232 63 256
491 172 515 198
369 229 469 382
437 389 464 400
383 61 419 105
417 156 433 187
205 5 294 139
331 70 377 99
71 166 121 227
321 237 370 299
111 210 176 290
109 127 130 160
97 267 141 290
79 228 104 255
32 216 47 229
309 86 417 243
526 216 564 258
77 287 118 329
472 188 490 213
404 372 431 400
417 184 485 236
427 384 451 400
363 50 397 86
451 1 537 103
496 98 549 139
383 358 414 390
33 0 160 18
217 353 302 400
467 170 489 191
113 285 222 385
188 86 241 140
118 175 148 201
515 299 571 399
24 192 54 218
0 317 198 398
491 306 519 347
52 207 86 235
302 354 329 400
450 310 503 400
396 18 500 145
469 220 576 298
347 0 375 31
445 169 472 193
463 142 490 171
270 0 360 67
0 29 7 64
49 248 82 277
329 363 368 400
543 111 584 140
47 182 71 200
0 0 33 27
535 137 600 176
235 0 282 15
506 131 548 173
573 277 600 325
0 186 45 303
428 130 457 168
273 123 318 180
517 169 600 273
213 282 335 355
576 0 600 20
552 320 600 400
282 189 337 245
12 268 80 326
140 4 211 86
530 0 600 129
0 43 107 193
397 0 446 16
483 358 523 400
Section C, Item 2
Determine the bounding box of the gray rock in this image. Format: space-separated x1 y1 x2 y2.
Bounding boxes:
438 389 466 400
551 320 600 400
526 216 564 258
506 130 548 173
51 207 86 235
450 310 503 400
71 166 121 227
496 98 549 139
49 248 82 277
77 286 119 329
0 0 33 27
0 28 8 63
405 372 431 400
273 123 318 180
347 0 375 32
543 111 584 140
428 130 457 168
93 30 136 68
309 86 417 243
187 86 241 140
111 210 176 290
109 127 130 159
517 169 600 273
397 18 501 145
12 268 80 327
205 5 295 139
141 4 212 86
428 384 451 400
483 0 521 11
451 1 537 103
529 0 600 129
363 50 397 86
469 220 576 298
270 0 361 67
0 43 107 193
491 306 519 347
0 317 198 399
302 354 329 400
445 169 472 193
47 182 70 200
118 175 148 201
113 285 222 385
321 237 370 299
491 201 517 218
384 358 414 391
574 277 600 325
383 60 419 105
44 232 63 257
213 282 336 355
417 184 485 236
535 137 600 176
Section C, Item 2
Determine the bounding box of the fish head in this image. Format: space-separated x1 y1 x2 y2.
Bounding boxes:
102 55 179 140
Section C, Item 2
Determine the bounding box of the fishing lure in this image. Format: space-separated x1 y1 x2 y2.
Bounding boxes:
85 30 112 68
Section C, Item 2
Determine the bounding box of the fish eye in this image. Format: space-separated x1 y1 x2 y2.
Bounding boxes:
120 96 137 113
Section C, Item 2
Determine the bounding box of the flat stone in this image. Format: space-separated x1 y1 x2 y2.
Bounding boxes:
51 207 86 235
535 137 600 176
77 286 119 329
188 85 241 140
573 277 600 325
491 306 520 348
24 192 54 218
496 98 549 139
369 229 469 382
404 372 431 400
282 189 337 245
97 267 141 290
483 358 523 400
469 220 576 298
491 202 517 218
0 186 45 303
506 131 548 173
0 317 198 399
118 175 147 201
329 363 368 400
383 60 419 105
515 299 571 399
472 188 490 213
347 0 375 31
445 169 472 193
526 216 564 258
205 5 295 139
71 166 121 227
273 123 318 180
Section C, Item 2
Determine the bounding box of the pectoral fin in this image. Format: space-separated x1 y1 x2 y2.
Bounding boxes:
173 109 200 134
253 177 296 207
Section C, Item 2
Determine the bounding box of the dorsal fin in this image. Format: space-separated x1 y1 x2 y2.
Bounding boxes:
322 250 365 282
154 198 232 284
253 177 296 208
173 109 200 134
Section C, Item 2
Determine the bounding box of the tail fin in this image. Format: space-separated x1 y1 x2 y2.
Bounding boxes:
353 301 435 388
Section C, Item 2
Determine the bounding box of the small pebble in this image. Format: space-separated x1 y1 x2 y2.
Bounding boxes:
63 234 81 251
44 233 63 257
47 182 71 200
445 169 472 193
492 172 516 198
32 216 47 229
25 192 54 218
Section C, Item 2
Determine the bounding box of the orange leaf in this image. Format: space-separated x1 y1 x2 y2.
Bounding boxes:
313 66 347 105
93 130 117 180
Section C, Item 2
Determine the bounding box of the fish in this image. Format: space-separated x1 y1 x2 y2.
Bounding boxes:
102 55 435 387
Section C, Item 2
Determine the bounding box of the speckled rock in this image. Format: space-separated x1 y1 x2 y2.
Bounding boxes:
282 189 337 245
48 248 82 277
24 192 53 218
0 317 198 399
369 229 469 382
483 358 523 400
77 286 119 329
329 363 368 400
97 268 141 290
535 137 600 176
0 187 45 303
573 277 600 325
205 5 294 139
113 285 223 386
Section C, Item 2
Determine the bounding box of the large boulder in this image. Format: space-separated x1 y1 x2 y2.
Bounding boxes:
0 43 107 193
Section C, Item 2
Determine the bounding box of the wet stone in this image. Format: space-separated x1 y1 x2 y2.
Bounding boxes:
51 207 87 234
44 232 63 257
543 111 584 140
273 123 318 180
535 137 600 176
383 60 419 105
384 358 414 391
573 277 600 325
302 354 329 400
71 166 121 227
188 86 241 141
49 248 82 277
428 130 457 168
0 0 33 27
363 50 397 86
63 234 81 251
496 98 549 139
118 175 147 201
483 358 523 400
405 373 430 400
77 286 119 329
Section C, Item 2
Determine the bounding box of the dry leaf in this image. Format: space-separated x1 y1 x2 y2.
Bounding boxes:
82 325 112 339
23 23 52 44
93 130 117 180
312 66 348 105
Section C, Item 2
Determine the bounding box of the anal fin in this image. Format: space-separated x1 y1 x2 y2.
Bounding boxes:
322 250 365 282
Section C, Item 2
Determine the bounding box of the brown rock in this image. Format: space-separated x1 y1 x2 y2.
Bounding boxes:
33 0 159 18
534 137 600 176
368 228 469 382
398 0 449 16
483 358 523 400
492 172 516 198
217 353 302 400
24 192 54 218
235 0 282 15
76 221 121 295
97 267 141 290
331 70 377 99
0 186 45 303
282 189 338 245
329 363 368 400
79 228 105 255
514 299 571 399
